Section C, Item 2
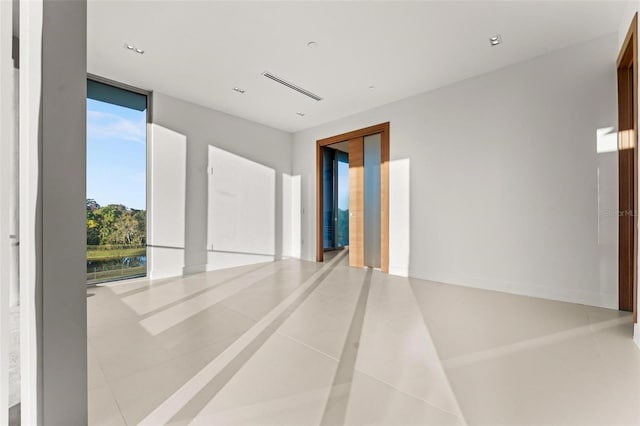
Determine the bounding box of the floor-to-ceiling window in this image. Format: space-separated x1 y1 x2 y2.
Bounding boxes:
336 151 349 247
86 79 148 284
323 145 349 250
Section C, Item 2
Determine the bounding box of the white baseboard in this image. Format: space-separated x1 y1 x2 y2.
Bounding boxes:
389 265 409 277
148 246 184 281
207 251 274 271
414 271 617 310
149 269 183 280
183 263 206 276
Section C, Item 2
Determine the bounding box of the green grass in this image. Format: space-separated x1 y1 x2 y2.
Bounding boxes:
86 245 147 284
86 246 146 262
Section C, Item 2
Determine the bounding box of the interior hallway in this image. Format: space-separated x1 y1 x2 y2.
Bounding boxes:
88 250 640 426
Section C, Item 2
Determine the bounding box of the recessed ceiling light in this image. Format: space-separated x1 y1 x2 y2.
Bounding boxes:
233 87 246 94
306 41 318 48
489 34 502 46
296 112 305 117
124 43 144 54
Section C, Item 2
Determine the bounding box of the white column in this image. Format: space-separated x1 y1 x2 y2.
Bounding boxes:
20 0 87 424
9 64 19 309
19 1 42 422
1 0 14 423
148 124 187 279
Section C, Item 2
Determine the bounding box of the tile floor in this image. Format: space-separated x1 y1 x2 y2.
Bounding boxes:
88 250 640 425
8 305 20 426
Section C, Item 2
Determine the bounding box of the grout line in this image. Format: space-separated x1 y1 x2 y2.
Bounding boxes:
137 262 280 320
216 264 327 325
319 268 372 426
103 379 129 426
442 316 631 370
92 264 326 388
216 304 263 326
585 311 637 380
353 368 467 421
138 263 300 335
108 261 282 297
137 249 348 426
275 331 340 362
167 250 350 424
404 281 469 423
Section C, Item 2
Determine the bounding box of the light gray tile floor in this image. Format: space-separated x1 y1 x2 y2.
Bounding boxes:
9 305 20 426
87 252 640 426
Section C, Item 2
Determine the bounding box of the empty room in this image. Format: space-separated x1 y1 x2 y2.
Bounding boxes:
2 1 640 425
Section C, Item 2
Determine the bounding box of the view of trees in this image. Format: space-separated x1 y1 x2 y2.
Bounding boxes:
86 198 146 246
338 208 349 246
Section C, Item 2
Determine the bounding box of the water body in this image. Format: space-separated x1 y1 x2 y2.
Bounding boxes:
86 254 147 273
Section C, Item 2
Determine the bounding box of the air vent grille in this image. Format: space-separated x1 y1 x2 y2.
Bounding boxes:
262 72 323 101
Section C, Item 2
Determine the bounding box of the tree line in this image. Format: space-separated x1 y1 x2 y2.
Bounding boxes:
86 199 146 246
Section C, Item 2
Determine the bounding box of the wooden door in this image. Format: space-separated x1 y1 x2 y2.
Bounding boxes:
618 13 638 321
316 122 390 272
349 137 364 267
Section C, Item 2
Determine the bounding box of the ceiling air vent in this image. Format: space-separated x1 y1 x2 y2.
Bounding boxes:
262 72 323 101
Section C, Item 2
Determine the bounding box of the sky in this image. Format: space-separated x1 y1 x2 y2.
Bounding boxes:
87 96 345 212
86 98 147 210
338 159 349 210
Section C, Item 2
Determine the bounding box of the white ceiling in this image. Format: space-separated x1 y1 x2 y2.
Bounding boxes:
88 1 630 133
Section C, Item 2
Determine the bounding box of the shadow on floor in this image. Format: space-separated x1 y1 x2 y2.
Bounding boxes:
9 403 20 426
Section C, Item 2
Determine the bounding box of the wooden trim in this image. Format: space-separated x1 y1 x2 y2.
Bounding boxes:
316 122 390 272
349 137 364 267
316 141 323 262
380 129 390 273
317 122 390 147
618 14 638 67
617 13 638 323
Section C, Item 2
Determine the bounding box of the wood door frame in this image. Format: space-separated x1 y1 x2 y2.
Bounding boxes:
618 13 638 323
316 122 390 272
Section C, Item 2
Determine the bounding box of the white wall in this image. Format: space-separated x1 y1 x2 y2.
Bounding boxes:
40 1 88 423
618 2 639 50
148 124 187 279
152 93 293 274
617 1 640 346
9 67 19 307
16 0 88 424
293 34 619 309
0 0 13 421
206 145 278 269
282 173 301 259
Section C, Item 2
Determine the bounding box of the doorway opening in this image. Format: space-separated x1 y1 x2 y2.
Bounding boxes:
316 122 389 272
322 143 350 251
617 13 638 323
86 77 150 285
